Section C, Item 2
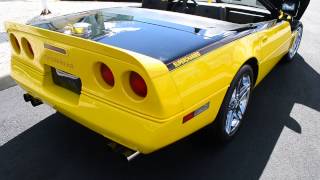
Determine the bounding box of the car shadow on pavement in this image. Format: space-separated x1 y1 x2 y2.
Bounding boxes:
0 54 319 180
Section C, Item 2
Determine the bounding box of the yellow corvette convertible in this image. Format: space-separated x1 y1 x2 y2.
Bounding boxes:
5 0 309 160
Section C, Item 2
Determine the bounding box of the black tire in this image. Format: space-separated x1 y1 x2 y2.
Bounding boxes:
284 24 303 62
215 64 254 142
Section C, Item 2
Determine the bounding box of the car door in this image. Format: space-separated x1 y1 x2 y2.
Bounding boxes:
258 21 292 77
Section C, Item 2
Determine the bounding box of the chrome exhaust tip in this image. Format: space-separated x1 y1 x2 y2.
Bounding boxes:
126 151 140 161
105 139 141 161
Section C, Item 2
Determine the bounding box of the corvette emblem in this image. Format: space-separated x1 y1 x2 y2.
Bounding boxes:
44 54 74 69
44 43 66 54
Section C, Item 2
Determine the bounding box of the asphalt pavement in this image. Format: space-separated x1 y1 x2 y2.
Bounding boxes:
0 1 319 180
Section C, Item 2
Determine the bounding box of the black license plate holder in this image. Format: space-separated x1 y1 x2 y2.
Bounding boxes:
52 68 82 94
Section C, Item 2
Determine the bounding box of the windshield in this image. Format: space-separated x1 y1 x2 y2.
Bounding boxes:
214 0 265 9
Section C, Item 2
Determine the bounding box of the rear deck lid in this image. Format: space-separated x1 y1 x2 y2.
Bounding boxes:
30 7 243 64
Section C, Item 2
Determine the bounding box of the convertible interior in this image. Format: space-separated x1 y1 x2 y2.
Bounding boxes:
142 0 274 24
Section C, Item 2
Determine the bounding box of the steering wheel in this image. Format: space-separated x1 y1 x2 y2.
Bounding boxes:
171 0 198 13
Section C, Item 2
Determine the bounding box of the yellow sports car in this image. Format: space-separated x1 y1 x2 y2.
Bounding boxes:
5 0 309 160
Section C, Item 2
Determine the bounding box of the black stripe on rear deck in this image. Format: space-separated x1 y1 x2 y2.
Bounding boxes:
166 29 255 71
166 20 278 71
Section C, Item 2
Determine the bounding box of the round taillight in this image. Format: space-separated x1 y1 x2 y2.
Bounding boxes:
129 71 147 98
9 34 20 54
100 64 114 87
22 38 34 59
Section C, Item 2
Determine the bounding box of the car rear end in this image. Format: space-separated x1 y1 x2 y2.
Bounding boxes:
5 22 217 154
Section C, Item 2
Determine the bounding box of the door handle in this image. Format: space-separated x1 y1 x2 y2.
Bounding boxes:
262 36 268 43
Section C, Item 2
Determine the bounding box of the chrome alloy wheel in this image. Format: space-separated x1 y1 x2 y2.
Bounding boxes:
289 27 303 59
225 74 251 135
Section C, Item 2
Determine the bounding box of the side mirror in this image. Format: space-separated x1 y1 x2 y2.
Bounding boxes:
282 0 300 17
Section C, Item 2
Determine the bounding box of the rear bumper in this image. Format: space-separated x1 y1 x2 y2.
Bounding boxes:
11 58 216 154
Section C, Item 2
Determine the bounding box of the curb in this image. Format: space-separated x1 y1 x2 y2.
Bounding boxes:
0 60 16 91
0 35 16 91
0 74 16 91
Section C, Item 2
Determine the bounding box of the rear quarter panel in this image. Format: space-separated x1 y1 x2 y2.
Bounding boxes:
169 21 292 124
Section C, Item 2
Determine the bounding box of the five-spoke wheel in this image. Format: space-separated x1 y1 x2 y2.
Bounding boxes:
215 64 253 141
225 74 251 135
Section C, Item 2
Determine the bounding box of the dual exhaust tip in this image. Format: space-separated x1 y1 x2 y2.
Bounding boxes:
23 93 42 107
